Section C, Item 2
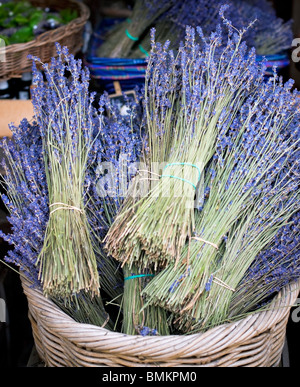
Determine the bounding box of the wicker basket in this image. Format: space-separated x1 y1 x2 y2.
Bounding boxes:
0 0 90 79
20 276 300 367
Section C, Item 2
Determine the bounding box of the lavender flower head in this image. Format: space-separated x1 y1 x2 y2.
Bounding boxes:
0 44 145 294
161 0 292 56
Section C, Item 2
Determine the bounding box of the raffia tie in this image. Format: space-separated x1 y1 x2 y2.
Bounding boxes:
191 236 219 250
49 202 84 215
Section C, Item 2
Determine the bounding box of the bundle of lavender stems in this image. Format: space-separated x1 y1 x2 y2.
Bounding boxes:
105 8 300 331
0 7 299 336
98 0 293 59
96 0 175 58
105 9 261 268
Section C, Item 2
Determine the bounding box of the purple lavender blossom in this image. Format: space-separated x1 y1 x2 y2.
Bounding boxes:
0 120 47 287
1 44 145 298
232 211 300 314
160 0 292 56
139 326 158 336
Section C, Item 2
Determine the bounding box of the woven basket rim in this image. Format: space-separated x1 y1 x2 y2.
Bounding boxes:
21 275 300 343
0 0 90 79
2 0 90 53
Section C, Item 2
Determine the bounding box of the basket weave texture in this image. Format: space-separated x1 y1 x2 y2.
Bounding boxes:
21 276 300 367
0 0 90 79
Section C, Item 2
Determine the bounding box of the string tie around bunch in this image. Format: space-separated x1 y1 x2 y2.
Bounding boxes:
125 29 139 42
125 19 149 56
161 162 202 190
124 274 155 281
49 202 84 215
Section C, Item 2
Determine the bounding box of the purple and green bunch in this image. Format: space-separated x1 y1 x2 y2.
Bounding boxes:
104 8 266 270
132 0 292 59
29 45 102 298
0 119 47 287
187 81 300 330
141 26 300 331
0 115 111 328
96 0 175 58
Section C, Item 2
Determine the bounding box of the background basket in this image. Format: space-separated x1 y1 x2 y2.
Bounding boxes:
0 0 90 79
20 276 300 367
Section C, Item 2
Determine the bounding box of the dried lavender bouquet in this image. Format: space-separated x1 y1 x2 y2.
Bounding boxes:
96 0 175 58
229 211 300 319
124 0 292 59
30 46 101 298
0 116 110 329
142 69 300 331
104 8 261 269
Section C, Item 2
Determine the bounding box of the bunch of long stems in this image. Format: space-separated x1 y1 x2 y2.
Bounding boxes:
122 261 169 335
96 0 174 58
30 50 100 298
98 174 170 334
39 133 100 298
142 74 300 328
104 17 264 270
228 211 300 319
0 118 111 328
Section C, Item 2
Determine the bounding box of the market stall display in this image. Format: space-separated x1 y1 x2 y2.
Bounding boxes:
0 3 299 368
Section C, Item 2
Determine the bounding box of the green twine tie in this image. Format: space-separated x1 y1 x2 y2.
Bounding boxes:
139 44 149 57
125 29 139 41
125 19 149 56
161 163 202 190
124 274 155 281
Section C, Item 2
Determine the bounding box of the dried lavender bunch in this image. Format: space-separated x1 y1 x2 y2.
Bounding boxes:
142 72 300 330
190 75 300 330
85 92 146 303
0 120 47 287
229 212 300 318
0 119 111 328
104 9 264 270
96 0 175 58
29 45 102 298
131 0 292 59
91 95 170 334
122 261 170 335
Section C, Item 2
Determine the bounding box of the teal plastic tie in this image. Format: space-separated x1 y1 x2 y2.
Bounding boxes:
126 20 148 55
125 29 139 41
161 162 201 190
161 175 197 189
124 274 155 281
139 44 149 57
